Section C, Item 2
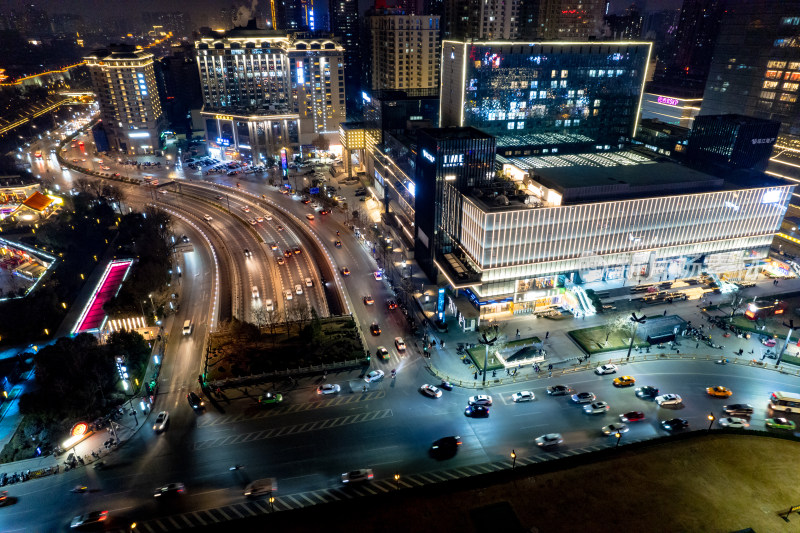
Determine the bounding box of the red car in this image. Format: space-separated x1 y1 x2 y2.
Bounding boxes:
386 300 398 310
619 411 645 422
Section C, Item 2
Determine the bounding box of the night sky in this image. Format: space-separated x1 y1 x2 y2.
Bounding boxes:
0 0 685 23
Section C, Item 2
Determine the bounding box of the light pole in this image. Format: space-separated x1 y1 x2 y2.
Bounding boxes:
510 449 516 469
394 472 400 490
626 313 647 361
777 319 795 366
477 324 500 386
707 412 715 432
269 496 275 512
615 431 622 448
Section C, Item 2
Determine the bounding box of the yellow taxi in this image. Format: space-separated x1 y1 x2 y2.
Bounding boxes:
706 386 733 398
613 375 636 387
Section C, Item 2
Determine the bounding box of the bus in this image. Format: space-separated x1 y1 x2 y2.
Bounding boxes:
769 391 800 413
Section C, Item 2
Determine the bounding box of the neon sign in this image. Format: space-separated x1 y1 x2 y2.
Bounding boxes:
422 149 435 163
442 154 464 167
657 96 679 106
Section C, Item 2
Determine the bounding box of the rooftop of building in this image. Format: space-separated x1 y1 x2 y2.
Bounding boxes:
417 127 494 141
84 44 152 61
496 132 595 148
365 88 439 101
340 122 365 131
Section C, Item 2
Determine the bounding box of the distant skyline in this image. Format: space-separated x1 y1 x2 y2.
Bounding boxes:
0 0 684 24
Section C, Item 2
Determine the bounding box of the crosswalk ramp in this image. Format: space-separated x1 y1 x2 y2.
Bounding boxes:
196 391 386 428
112 442 615 532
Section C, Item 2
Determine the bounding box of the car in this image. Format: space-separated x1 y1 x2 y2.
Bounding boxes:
374 271 383 280
265 215 273 221
342 469 373 484
602 423 629 435
258 392 283 405
216 195 224 200
284 290 293 300
365 370 385 382
203 214 213 222
334 240 342 248
305 277 313 287
306 214 315 220
376 346 390 360
276 225 284 231
430 436 462 457
468 394 493 406
181 235 190 243
341 267 350 276
244 248 252 258
655 394 683 406
584 401 610 414
661 418 689 431
284 249 292 258
465 405 489 418
293 247 301 255
386 300 398 310
635 386 659 399
256 216 264 223
277 256 285 265
249 218 257 225
420 384 443 398
706 386 733 398
723 403 754 416
547 385 574 396
571 392 596 404
270 242 278 249
535 433 564 447
242 205 250 212
718 417 750 428
152 411 169 432
295 284 303 295
153 482 185 499
512 391 535 402
595 364 618 375
187 392 204 410
70 510 109 529
363 295 375 305
620 411 645 422
320 209 330 215
370 323 381 335
317 384 341 395
394 337 406 351
439 380 453 391
251 286 260 299
265 299 274 312
613 375 636 387
765 417 797 430
301 197 310 204
762 338 777 347
0 490 9 507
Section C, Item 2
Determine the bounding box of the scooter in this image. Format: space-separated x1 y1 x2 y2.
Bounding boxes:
716 359 729 365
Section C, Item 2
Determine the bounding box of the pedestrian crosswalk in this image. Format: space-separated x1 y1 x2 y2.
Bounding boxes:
192 409 394 450
115 441 625 532
196 391 386 428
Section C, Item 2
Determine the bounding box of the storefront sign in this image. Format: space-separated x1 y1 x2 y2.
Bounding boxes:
216 137 231 147
657 96 679 106
442 154 464 167
751 137 776 145
215 115 233 121
422 149 435 163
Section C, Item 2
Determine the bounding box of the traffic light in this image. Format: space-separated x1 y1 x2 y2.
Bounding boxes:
366 350 371 361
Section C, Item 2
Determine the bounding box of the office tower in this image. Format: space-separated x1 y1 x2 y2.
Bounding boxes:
284 0 317 31
701 0 800 137
158 44 203 135
84 46 166 155
444 0 521 40
604 4 642 40
440 40 651 150
195 23 346 160
687 114 781 171
329 0 360 117
519 0 606 41
367 8 440 91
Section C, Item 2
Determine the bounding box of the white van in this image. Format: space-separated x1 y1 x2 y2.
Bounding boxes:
305 277 313 287
182 320 192 335
265 299 274 312
203 214 213 222
243 477 277 498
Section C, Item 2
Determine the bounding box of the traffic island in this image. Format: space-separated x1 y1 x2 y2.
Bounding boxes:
568 324 648 355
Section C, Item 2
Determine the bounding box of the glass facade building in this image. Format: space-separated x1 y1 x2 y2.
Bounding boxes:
440 41 652 146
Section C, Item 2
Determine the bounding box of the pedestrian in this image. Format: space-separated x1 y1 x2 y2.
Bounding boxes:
548 370 552 378
506 368 509 376
516 328 520 339
441 341 445 349
473 372 477 380
696 342 699 349
548 363 553 371
663 310 667 316
545 331 549 339
677 349 680 354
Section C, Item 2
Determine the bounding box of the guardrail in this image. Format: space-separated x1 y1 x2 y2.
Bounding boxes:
207 357 368 389
425 352 800 390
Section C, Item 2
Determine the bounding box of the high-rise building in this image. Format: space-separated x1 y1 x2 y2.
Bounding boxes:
701 0 800 137
142 12 192 37
604 4 642 40
443 0 521 40
84 45 167 155
440 41 652 152
687 114 781 171
367 8 440 91
158 44 203 135
284 0 318 31
194 23 346 161
329 0 359 117
519 0 606 41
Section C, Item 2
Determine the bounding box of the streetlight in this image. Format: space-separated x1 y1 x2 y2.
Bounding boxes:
269 496 275 512
510 449 516 469
707 412 716 431
477 324 500 386
615 431 622 448
394 472 400 490
777 319 795 366
626 313 647 361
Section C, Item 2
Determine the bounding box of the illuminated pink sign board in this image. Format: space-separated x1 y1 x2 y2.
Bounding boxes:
657 96 680 106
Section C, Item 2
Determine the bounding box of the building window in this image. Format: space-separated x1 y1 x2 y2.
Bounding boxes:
764 80 779 89
760 91 776 100
560 70 568 78
783 82 799 91
780 93 798 102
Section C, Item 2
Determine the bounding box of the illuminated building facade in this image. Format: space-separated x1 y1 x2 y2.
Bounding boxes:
687 114 781 171
195 24 346 161
639 92 702 128
518 0 606 41
444 0 521 40
84 46 166 155
440 41 652 149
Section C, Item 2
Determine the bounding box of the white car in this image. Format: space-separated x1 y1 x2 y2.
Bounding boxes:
265 215 273 221
718 417 750 428
251 286 260 299
655 394 683 406
394 337 406 351
512 391 535 402
203 214 213 221
295 284 303 295
317 384 341 395
305 277 313 287
535 433 563 447
152 411 169 432
595 364 618 375
364 370 385 382
342 468 373 484
602 423 630 435
584 401 610 414
420 384 443 398
265 299 274 312
468 395 493 406
284 290 293 300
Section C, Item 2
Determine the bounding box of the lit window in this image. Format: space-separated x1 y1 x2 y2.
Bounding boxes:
529 91 537 100
551 81 558 88
765 70 781 79
539 91 547 99
564 120 571 127
589 70 596 77
598 70 605 77
768 60 787 68
760 91 776 100
555 120 562 126
594 99 601 107
783 82 799 91
780 93 798 102
560 80 567 88
507 121 515 130
561 70 568 78
764 80 779 89
517 121 525 129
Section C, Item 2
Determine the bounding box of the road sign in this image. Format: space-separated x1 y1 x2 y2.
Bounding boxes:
310 187 320 194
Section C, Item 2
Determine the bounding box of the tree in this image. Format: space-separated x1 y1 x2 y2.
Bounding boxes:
605 314 635 346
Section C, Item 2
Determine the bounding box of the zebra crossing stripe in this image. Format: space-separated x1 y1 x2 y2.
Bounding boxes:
399 479 415 488
177 514 194 527
215 508 232 520
328 488 354 499
140 522 158 533
273 498 293 511
166 516 182 528
225 505 244 518
285 494 305 507
191 511 207 525
425 471 449 482
415 473 437 484
405 476 426 486
236 503 257 516
251 500 269 513
197 510 218 523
